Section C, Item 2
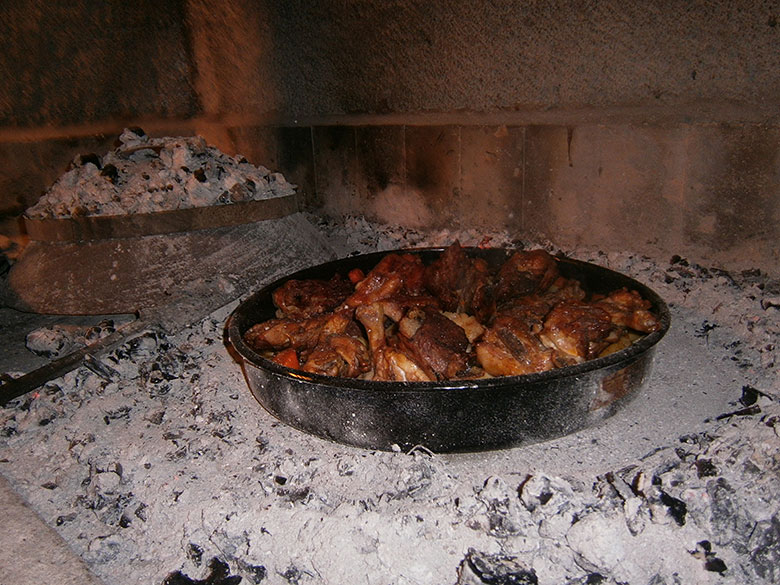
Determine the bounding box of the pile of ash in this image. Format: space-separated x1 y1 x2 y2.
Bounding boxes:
0 221 778 584
25 128 295 220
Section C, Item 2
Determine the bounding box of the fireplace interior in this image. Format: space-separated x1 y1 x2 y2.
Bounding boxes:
0 2 778 585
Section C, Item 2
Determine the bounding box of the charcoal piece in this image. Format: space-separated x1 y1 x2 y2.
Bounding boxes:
749 515 780 582
236 559 267 584
693 321 718 338
695 458 718 478
277 486 310 504
280 566 305 584
457 548 538 585
126 332 160 360
84 354 120 381
563 574 607 585
79 152 103 168
703 557 727 574
707 478 754 554
127 126 147 138
25 326 78 358
103 405 132 424
659 491 687 526
134 503 148 522
486 502 523 537
713 404 761 421
100 163 119 183
690 540 728 575
740 384 770 406
186 543 204 566
78 153 102 168
163 557 241 585
55 512 77 526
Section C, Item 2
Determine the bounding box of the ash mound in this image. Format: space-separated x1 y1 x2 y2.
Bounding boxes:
25 128 295 220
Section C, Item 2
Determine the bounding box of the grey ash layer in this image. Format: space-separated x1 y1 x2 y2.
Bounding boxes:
25 128 295 220
0 223 778 584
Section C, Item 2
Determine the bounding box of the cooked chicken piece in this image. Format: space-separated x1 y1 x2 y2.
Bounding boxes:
493 277 585 334
302 334 371 378
539 301 621 361
495 296 556 333
494 249 559 303
545 276 587 303
443 312 485 344
272 273 354 318
595 288 661 333
378 293 440 323
476 314 556 376
354 302 388 356
355 302 434 381
424 241 495 323
398 307 472 380
373 346 434 382
345 253 427 310
243 312 352 352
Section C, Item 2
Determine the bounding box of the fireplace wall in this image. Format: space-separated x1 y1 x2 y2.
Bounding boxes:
1 1 778 272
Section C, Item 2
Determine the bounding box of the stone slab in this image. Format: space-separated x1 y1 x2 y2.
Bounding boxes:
2 213 336 316
0 473 106 585
23 194 298 242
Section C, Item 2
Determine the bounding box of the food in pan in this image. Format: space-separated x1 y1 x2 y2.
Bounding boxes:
243 243 661 382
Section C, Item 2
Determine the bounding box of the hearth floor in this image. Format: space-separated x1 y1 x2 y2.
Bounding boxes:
0 231 778 585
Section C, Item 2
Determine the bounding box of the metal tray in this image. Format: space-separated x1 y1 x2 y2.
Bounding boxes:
226 248 670 452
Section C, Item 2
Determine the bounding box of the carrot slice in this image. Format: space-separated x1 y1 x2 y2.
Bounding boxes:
273 347 300 369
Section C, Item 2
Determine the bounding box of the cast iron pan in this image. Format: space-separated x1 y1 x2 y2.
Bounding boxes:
227 248 670 453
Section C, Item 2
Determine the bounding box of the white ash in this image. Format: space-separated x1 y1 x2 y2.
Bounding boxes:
25 320 117 359
1 227 779 584
25 128 295 219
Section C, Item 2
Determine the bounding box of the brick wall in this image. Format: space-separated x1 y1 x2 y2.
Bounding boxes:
1 1 778 272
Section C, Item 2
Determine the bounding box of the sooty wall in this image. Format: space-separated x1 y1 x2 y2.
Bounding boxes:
0 1 778 272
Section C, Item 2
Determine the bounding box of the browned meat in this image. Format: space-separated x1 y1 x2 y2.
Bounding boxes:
344 253 426 310
243 245 661 382
539 301 621 361
272 274 355 318
476 314 556 376
398 307 472 380
302 334 372 378
595 288 661 333
355 302 434 381
243 312 352 352
378 294 440 323
494 249 559 303
373 346 434 382
354 302 388 356
424 241 495 322
494 277 585 331
495 296 556 333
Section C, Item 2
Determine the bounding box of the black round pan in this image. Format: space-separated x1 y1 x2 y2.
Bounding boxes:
226 248 670 453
